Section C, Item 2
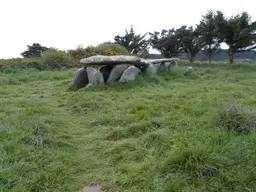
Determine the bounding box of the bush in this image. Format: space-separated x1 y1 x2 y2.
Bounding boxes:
0 51 78 73
93 43 130 56
212 102 256 134
67 45 96 61
0 58 41 73
68 43 130 61
0 52 77 73
40 50 77 70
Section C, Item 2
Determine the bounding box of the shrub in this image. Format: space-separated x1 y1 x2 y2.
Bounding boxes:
212 102 256 134
40 50 77 70
104 49 123 56
0 58 41 73
0 52 77 73
93 43 130 56
68 43 130 61
67 45 96 61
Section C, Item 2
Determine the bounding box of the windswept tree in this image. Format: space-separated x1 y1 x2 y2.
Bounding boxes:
214 11 256 63
114 26 149 56
21 43 49 58
197 10 221 63
176 25 204 62
149 29 182 58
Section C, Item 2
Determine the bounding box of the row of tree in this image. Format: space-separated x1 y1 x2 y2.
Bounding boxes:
114 10 256 64
21 10 256 64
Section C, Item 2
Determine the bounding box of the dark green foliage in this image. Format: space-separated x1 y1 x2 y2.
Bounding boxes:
0 58 41 73
67 45 96 61
21 43 49 58
176 25 204 62
0 51 77 73
94 42 130 55
149 29 182 58
68 43 130 62
214 11 256 63
114 26 149 56
149 26 203 61
149 10 256 63
213 102 256 134
197 10 221 63
40 50 77 70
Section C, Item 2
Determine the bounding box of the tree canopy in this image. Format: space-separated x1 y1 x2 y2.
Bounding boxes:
196 10 221 63
214 11 256 63
21 43 49 58
176 25 204 62
114 26 149 56
149 29 182 58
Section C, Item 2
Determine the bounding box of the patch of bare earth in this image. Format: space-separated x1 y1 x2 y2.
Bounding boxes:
82 186 103 192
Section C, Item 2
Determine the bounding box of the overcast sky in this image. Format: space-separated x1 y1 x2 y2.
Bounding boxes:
0 0 255 59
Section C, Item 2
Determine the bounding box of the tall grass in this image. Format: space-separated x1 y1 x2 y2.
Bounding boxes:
213 102 256 134
1 63 256 191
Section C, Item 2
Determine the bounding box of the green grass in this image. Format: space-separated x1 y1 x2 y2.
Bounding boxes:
1 64 256 192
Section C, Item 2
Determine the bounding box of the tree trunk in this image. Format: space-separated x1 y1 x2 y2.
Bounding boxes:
208 46 212 63
188 51 195 63
209 54 212 63
189 57 194 63
228 49 234 64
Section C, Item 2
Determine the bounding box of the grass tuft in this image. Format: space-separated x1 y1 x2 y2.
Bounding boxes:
213 102 256 134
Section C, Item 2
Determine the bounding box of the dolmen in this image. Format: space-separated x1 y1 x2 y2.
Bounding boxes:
73 55 179 89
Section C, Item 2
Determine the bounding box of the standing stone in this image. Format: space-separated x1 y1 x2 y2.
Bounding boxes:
86 67 104 85
158 61 169 73
100 65 113 82
119 66 141 82
165 62 171 68
144 63 158 75
86 83 93 88
184 66 193 76
107 64 131 83
154 63 161 73
73 68 89 88
168 60 178 72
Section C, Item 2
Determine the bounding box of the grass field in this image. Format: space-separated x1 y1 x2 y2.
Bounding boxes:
1 63 256 192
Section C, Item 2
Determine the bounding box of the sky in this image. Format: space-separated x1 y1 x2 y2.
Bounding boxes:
0 0 255 59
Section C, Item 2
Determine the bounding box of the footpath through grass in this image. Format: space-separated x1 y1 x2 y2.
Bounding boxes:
1 64 256 192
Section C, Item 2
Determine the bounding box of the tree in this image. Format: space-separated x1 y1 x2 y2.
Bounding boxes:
21 43 49 58
196 10 221 63
176 25 204 62
214 11 256 63
149 29 182 58
114 26 149 56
